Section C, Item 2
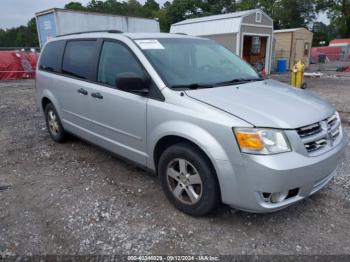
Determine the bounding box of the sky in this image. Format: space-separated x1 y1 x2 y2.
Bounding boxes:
0 0 329 30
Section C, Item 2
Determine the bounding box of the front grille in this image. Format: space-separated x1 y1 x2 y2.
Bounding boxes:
304 138 327 153
297 123 322 138
297 113 341 154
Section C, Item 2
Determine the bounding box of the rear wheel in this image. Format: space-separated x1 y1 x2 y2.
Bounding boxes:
44 103 67 142
158 143 220 216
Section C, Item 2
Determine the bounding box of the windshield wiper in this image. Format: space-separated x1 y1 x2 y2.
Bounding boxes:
171 83 214 90
214 77 263 87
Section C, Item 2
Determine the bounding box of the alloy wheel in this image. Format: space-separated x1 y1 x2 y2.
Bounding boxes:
166 158 203 205
47 110 59 136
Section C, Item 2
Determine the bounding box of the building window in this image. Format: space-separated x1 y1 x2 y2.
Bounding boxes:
255 12 262 23
304 43 310 56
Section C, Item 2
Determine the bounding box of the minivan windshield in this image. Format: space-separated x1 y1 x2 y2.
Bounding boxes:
135 38 261 89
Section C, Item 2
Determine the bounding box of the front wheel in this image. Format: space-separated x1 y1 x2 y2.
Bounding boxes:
158 143 220 216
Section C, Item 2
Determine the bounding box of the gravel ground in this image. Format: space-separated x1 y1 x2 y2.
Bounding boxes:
0 66 350 255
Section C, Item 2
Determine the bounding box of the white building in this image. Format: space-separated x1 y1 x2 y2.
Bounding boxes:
170 9 274 73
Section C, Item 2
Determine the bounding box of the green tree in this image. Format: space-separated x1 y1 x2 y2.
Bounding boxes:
201 0 239 14
144 0 160 11
317 0 350 38
0 18 38 48
312 21 335 46
65 2 86 11
166 0 206 25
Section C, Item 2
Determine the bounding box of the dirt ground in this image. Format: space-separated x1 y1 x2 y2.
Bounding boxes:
0 62 350 256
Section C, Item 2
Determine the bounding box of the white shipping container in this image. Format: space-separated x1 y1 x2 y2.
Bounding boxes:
35 8 160 47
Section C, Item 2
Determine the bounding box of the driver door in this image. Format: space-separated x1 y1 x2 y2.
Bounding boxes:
87 40 148 166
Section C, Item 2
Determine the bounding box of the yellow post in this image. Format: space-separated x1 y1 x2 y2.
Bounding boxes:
291 64 297 87
295 61 305 88
291 61 305 88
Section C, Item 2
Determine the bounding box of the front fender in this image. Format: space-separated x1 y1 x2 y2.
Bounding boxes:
148 121 242 205
148 120 230 170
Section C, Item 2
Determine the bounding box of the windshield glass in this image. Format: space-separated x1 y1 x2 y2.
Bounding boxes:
135 38 260 88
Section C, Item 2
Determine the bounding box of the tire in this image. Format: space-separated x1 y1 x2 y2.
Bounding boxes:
158 143 220 216
44 103 67 143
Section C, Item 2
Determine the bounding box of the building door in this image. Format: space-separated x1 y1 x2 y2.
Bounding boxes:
242 35 268 73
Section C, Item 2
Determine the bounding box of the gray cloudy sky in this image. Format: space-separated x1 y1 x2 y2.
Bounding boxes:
0 0 329 30
0 0 168 29
1 0 90 29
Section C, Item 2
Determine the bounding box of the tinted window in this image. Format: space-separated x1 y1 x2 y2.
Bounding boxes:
62 40 97 80
39 40 66 73
98 41 145 87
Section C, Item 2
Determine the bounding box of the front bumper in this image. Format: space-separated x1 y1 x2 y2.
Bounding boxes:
220 129 347 213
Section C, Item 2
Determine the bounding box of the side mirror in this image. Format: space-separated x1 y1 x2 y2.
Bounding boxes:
116 72 150 95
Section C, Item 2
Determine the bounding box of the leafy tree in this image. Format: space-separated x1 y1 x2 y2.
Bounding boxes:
65 2 86 11
203 0 239 14
0 18 38 48
317 0 350 38
312 21 335 46
144 0 160 11
166 0 205 24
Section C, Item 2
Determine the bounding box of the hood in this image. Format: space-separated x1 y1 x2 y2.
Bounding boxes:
185 79 335 129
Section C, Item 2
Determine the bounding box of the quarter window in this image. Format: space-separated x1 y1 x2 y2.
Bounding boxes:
62 40 97 80
39 40 66 73
97 41 145 88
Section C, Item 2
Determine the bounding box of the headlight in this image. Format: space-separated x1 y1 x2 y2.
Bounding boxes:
234 128 291 155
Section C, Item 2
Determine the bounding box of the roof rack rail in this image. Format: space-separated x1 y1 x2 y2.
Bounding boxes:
57 30 123 37
174 32 187 35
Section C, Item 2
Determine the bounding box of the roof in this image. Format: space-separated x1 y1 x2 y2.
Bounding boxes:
124 32 201 40
51 32 202 41
35 8 158 21
274 28 311 33
329 39 350 45
172 9 266 26
170 9 272 36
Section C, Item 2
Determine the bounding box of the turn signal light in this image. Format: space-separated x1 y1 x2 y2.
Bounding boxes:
235 132 264 150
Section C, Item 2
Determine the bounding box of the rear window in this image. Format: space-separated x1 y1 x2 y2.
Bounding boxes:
62 40 97 80
39 40 66 73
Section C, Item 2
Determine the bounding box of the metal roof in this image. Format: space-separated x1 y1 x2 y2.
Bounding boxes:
49 32 202 41
274 28 309 33
172 9 261 26
124 32 202 39
35 8 158 21
170 9 272 36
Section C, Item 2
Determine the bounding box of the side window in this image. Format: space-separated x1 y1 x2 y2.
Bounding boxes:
39 40 66 73
97 41 145 88
62 40 97 80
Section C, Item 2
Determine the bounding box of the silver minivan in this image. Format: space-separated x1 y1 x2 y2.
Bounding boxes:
36 31 347 216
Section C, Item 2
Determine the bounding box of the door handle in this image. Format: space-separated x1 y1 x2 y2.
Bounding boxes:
91 92 103 99
77 88 88 95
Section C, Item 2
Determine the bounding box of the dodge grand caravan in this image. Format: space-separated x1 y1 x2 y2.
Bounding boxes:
36 32 347 216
